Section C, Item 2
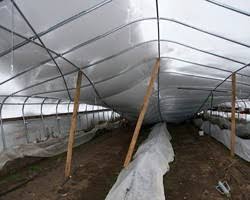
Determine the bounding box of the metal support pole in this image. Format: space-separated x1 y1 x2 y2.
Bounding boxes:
92 105 95 126
102 108 105 121
97 106 100 123
85 104 89 129
78 113 82 130
209 92 214 134
111 111 114 122
106 111 109 122
41 97 48 138
22 96 30 143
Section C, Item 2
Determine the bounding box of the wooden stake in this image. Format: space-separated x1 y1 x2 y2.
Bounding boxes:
65 71 82 178
123 59 160 167
230 72 236 157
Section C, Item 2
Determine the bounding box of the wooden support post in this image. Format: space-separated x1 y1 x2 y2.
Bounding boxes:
230 72 236 157
65 71 82 178
123 59 160 167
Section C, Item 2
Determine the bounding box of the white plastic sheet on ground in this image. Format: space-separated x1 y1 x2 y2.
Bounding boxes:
198 119 250 162
0 121 120 170
105 123 174 200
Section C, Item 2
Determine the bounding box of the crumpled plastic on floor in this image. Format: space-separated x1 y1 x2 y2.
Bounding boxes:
105 123 174 200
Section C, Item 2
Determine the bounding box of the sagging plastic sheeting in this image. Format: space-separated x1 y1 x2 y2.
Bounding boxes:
219 100 250 110
200 120 250 162
0 111 113 151
202 115 250 138
2 0 250 123
105 123 174 200
0 121 120 170
203 114 231 130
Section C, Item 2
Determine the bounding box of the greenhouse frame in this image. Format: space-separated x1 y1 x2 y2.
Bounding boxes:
0 0 250 199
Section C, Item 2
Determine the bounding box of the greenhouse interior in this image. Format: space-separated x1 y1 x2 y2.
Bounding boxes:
0 0 250 199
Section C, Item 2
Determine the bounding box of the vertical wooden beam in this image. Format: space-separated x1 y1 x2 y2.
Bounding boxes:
123 59 160 168
230 72 236 157
209 92 214 134
65 71 82 178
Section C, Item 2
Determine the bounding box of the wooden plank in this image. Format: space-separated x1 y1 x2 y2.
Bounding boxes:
230 72 236 157
123 58 160 167
65 71 82 178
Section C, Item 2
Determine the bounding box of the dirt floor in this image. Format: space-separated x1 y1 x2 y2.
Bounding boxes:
0 122 249 200
165 122 250 200
0 125 147 200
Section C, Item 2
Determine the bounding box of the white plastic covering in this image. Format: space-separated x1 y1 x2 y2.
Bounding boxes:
0 110 116 151
219 99 250 109
0 121 120 169
1 0 250 158
202 114 250 137
194 118 250 162
1 0 250 124
105 123 174 200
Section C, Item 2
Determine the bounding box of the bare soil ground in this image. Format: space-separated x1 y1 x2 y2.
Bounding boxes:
164 122 250 200
0 122 249 200
0 125 149 200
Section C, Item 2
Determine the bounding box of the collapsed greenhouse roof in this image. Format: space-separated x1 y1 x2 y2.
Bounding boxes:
1 0 250 123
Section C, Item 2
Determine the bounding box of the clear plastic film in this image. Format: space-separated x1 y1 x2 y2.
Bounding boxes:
0 0 250 124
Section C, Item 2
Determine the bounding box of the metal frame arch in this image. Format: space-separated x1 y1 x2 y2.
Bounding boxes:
0 25 109 107
55 99 62 136
22 96 31 143
4 39 250 102
159 17 250 48
1 15 250 118
2 4 250 125
1 16 249 81
56 99 62 118
24 56 250 98
67 100 72 133
0 19 156 86
0 0 112 58
67 100 71 113
195 61 250 115
102 106 105 121
40 97 48 120
0 96 10 150
1 15 250 91
85 104 89 129
205 0 250 17
11 0 72 101
34 70 250 110
92 104 95 126
97 105 100 122
241 98 247 110
40 97 48 138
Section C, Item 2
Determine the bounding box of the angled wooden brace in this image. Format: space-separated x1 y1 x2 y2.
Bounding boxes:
65 71 82 178
123 58 160 167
